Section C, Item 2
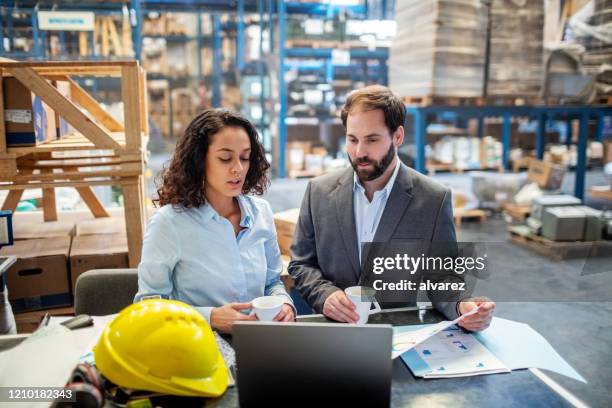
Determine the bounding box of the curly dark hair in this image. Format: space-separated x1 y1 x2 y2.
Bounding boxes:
154 108 270 208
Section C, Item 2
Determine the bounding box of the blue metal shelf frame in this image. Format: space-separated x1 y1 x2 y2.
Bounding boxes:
277 2 393 178
405 105 612 200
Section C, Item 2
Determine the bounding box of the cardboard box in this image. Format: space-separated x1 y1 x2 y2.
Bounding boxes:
527 159 565 190
541 207 586 241
274 208 300 256
531 195 582 221
1 237 72 313
3 77 56 146
287 142 312 172
69 233 128 292
574 206 603 242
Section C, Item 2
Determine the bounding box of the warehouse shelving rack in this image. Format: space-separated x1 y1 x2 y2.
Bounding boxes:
406 104 612 199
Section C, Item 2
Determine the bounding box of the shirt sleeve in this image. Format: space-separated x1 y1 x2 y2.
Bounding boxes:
262 201 295 313
134 209 181 303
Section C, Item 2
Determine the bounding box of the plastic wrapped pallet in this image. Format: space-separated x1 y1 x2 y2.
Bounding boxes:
568 0 612 99
487 0 545 97
390 0 488 97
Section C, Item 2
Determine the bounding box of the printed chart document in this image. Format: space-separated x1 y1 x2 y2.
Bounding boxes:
395 317 585 382
392 307 479 358
401 326 510 378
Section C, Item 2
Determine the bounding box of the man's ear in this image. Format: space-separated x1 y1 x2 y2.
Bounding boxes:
393 126 404 147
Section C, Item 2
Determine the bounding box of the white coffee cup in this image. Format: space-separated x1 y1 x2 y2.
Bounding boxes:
252 296 285 322
344 286 381 324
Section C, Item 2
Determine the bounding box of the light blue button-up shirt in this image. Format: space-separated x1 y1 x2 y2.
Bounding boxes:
353 159 400 261
134 195 293 322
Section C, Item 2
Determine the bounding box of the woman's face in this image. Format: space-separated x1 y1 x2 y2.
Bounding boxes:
205 126 251 199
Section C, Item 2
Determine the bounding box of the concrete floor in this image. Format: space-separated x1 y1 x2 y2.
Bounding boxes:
145 153 612 406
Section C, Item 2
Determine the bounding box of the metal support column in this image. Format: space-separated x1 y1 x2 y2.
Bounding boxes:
277 0 287 178
575 112 589 200
502 113 511 170
212 14 222 108
130 0 142 60
237 0 245 72
565 117 573 146
414 110 427 174
536 112 546 160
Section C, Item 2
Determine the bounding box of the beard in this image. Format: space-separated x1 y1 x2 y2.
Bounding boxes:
349 143 396 182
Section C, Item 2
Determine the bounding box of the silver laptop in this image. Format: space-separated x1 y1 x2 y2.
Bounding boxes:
233 321 393 407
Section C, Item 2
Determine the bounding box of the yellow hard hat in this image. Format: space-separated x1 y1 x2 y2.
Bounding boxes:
93 299 228 397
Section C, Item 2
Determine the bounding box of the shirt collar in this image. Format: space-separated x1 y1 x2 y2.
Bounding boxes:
353 158 401 199
199 194 253 228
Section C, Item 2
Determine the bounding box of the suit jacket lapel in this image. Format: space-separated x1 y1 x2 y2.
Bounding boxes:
333 167 361 280
372 163 414 243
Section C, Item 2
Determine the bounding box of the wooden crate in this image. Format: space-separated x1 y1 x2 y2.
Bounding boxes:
0 61 149 267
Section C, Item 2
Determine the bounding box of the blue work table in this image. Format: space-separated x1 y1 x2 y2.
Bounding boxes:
209 308 574 407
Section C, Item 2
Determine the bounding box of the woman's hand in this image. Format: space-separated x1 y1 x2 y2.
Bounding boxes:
273 304 295 322
210 302 256 333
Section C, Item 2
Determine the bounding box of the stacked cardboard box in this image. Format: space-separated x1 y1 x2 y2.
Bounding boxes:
2 77 56 147
390 0 488 97
1 237 72 313
273 208 300 256
487 0 544 97
171 88 199 138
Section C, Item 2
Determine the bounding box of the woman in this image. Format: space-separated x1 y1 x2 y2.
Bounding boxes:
135 109 295 333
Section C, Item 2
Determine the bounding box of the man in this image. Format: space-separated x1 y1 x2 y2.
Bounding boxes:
288 85 494 331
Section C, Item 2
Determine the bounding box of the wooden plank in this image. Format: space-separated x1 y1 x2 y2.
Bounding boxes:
0 61 137 68
122 180 144 267
6 67 125 152
0 67 6 154
1 190 25 212
20 158 124 169
66 77 124 132
0 179 127 190
60 164 110 218
122 12 133 57
101 18 110 56
107 17 123 56
139 67 149 135
11 168 139 182
79 32 88 56
75 186 111 218
121 65 143 150
41 168 58 222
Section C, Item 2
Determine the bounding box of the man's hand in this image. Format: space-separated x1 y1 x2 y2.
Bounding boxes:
323 290 360 323
273 304 295 322
458 297 495 332
210 302 257 333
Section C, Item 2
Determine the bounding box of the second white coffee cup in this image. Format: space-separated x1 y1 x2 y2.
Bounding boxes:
345 286 381 324
252 295 284 321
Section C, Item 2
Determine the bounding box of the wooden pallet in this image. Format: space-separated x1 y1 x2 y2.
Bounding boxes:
508 227 600 261
454 209 487 227
0 61 149 267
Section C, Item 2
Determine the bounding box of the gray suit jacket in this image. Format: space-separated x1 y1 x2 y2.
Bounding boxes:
288 163 464 319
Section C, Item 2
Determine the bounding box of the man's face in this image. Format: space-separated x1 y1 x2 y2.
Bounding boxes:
345 108 403 182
